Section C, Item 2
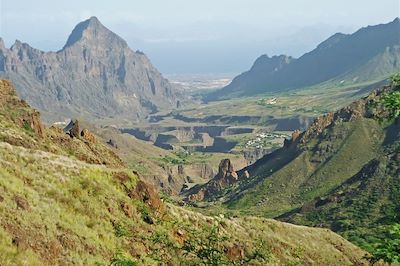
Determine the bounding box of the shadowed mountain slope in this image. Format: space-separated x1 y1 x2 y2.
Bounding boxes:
208 18 400 100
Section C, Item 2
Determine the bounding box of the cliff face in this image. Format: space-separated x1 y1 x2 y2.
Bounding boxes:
0 16 181 123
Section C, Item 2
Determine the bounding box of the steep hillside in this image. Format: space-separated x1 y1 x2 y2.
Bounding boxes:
0 79 369 265
208 18 400 100
0 79 124 168
187 80 400 252
0 17 181 123
280 122 400 252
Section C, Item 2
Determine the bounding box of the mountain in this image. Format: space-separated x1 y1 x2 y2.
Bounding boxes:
0 16 181 123
207 18 400 100
0 79 368 265
188 80 400 252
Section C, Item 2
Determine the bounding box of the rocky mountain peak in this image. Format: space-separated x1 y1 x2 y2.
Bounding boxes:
0 17 181 122
251 54 293 73
10 40 23 50
63 16 127 50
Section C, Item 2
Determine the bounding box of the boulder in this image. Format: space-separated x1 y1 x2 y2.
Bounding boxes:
64 119 80 138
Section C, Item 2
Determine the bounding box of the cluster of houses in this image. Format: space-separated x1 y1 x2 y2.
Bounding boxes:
245 132 288 149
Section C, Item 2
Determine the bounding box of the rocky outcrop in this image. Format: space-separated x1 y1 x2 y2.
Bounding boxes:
200 133 214 147
63 120 96 143
0 17 182 123
64 120 80 138
186 159 249 201
296 85 393 146
81 128 96 143
283 129 301 148
129 179 164 213
0 79 45 138
216 159 239 185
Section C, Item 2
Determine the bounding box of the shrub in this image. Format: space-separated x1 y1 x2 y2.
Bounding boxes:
369 224 400 264
113 223 130 238
110 252 137 266
183 224 229 265
381 91 400 119
391 73 400 86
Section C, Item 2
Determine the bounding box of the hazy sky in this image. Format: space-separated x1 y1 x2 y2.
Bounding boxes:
0 0 399 74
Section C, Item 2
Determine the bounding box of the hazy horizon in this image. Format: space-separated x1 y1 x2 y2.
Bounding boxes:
0 0 398 75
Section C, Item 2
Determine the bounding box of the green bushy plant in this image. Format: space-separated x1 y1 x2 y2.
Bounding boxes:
391 73 400 86
369 223 400 264
381 91 400 119
183 224 229 266
109 252 137 266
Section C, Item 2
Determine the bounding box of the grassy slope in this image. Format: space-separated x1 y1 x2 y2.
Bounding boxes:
283 122 400 253
0 79 368 265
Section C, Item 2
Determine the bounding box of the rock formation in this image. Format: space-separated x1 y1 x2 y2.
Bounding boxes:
81 128 96 143
0 79 45 138
186 159 249 201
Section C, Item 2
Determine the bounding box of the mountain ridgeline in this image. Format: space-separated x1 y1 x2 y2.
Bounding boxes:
207 18 400 100
0 16 181 123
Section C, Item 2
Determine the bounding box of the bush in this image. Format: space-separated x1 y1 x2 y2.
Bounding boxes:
183 224 229 266
369 224 400 264
113 223 130 238
110 252 137 266
381 91 400 120
391 73 400 86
